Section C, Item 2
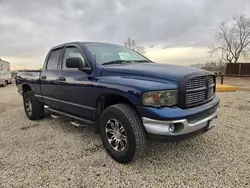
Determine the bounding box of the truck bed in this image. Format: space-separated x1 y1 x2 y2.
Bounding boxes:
16 70 42 95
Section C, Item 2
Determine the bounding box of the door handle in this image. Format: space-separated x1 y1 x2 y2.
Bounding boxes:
41 75 47 80
57 77 66 82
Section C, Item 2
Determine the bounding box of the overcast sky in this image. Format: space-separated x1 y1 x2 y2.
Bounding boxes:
1 0 250 69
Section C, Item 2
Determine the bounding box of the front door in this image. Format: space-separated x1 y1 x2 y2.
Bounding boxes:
56 46 95 119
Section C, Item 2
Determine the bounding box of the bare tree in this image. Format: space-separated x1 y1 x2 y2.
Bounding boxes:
210 15 250 63
201 60 226 73
124 37 145 54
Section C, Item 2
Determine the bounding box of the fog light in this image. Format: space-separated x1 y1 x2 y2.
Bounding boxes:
169 124 175 133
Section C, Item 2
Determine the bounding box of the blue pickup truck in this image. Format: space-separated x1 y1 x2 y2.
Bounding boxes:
16 42 219 163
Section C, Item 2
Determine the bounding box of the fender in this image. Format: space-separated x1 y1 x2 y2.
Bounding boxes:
92 75 178 106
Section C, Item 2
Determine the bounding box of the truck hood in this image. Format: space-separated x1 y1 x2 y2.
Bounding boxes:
102 63 209 82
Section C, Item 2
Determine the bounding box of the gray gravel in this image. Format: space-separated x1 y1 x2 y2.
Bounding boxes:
0 90 250 187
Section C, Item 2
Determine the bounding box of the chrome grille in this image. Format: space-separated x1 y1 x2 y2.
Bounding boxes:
185 75 215 107
187 76 206 89
208 87 214 99
186 90 206 104
208 76 214 86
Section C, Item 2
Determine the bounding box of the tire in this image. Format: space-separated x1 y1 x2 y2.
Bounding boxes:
99 103 146 164
23 91 44 120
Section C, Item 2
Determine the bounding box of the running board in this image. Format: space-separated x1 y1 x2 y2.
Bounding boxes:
47 108 95 125
51 114 65 119
70 121 87 127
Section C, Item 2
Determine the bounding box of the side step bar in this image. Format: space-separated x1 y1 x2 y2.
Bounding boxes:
70 121 87 127
47 108 95 126
51 114 64 119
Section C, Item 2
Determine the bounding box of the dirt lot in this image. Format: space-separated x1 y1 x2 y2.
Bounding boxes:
0 85 250 187
0 85 22 114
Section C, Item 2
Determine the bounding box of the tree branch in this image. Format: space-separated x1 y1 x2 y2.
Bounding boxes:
211 15 250 63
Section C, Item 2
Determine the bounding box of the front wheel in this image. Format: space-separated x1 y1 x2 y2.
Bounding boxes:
99 104 146 164
23 91 44 120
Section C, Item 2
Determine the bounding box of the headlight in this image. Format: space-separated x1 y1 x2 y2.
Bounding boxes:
142 90 178 107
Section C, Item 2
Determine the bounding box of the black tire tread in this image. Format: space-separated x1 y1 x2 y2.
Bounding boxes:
106 103 146 162
23 91 44 120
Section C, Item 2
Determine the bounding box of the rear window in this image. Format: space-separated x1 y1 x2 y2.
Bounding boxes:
46 48 63 70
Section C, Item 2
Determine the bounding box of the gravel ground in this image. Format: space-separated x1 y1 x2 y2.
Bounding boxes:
0 85 22 114
0 87 250 187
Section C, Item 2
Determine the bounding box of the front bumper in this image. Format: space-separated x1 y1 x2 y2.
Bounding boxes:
143 109 218 141
138 96 219 141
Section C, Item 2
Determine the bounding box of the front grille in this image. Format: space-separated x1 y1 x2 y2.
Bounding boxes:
187 76 206 89
208 76 214 86
207 87 214 99
186 90 206 104
185 75 215 107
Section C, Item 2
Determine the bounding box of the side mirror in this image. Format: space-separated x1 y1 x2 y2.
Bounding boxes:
66 57 85 69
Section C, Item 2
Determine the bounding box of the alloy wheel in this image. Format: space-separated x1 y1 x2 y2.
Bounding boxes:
105 119 127 151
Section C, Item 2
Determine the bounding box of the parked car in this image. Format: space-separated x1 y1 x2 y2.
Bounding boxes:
16 42 220 163
0 59 12 87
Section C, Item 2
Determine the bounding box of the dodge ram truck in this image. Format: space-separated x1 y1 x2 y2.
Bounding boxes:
16 42 219 163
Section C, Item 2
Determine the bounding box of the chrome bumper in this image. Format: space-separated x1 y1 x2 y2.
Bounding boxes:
142 109 219 136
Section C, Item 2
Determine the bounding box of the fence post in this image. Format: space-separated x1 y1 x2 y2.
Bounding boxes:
221 75 224 84
239 63 241 75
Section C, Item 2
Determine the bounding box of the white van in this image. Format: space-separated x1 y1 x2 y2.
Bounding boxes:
0 59 12 87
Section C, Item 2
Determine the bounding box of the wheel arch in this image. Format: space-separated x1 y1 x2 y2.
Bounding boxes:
22 84 32 93
95 94 141 133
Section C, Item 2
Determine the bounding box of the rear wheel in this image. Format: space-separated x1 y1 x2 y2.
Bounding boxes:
99 104 146 164
23 91 44 120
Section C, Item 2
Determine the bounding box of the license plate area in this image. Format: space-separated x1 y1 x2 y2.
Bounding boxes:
208 118 217 130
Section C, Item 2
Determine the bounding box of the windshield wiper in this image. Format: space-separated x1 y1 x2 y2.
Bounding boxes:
132 60 152 63
102 60 152 65
102 60 132 65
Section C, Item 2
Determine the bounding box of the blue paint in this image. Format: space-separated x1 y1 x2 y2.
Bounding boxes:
16 42 219 122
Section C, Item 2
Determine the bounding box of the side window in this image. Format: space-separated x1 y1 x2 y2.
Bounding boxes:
63 47 87 70
46 48 63 70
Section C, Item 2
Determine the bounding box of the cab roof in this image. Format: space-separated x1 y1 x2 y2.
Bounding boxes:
51 41 123 50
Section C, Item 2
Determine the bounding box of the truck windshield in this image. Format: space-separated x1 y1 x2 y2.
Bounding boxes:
85 44 151 65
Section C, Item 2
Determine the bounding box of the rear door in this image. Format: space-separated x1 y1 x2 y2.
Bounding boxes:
39 48 63 109
56 45 95 119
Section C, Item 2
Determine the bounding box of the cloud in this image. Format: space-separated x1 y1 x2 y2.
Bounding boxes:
0 0 250 69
